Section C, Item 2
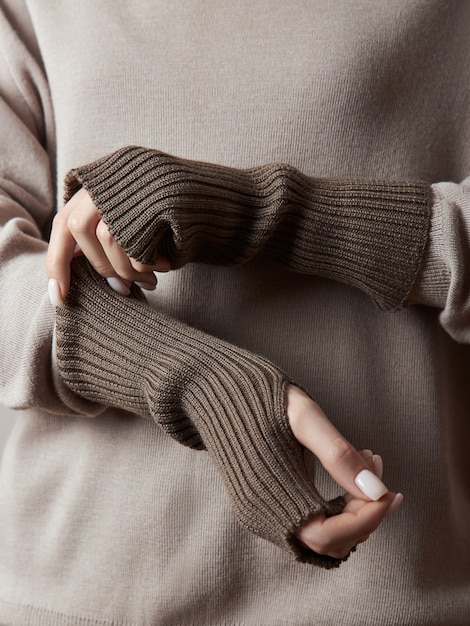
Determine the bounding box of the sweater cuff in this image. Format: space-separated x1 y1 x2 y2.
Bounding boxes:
406 186 451 308
276 175 433 311
64 146 177 264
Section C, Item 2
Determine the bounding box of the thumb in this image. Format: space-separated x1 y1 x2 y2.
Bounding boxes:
287 386 389 501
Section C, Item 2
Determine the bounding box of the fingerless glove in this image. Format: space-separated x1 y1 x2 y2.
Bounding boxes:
65 146 432 311
55 256 346 568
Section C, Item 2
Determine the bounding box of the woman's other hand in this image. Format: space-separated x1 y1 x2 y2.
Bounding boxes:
45 188 171 305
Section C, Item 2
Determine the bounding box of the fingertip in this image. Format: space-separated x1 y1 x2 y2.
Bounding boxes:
372 454 383 480
385 492 404 517
359 449 374 472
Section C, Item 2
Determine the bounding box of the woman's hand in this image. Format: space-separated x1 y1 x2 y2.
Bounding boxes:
45 188 171 305
287 386 403 559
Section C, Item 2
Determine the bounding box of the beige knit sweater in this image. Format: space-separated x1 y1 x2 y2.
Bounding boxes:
0 1 469 624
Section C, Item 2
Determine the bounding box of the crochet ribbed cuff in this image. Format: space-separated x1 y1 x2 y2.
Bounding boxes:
65 146 432 311
55 257 347 568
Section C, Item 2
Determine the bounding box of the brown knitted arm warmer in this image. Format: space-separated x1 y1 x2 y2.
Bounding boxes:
65 146 432 311
55 257 346 568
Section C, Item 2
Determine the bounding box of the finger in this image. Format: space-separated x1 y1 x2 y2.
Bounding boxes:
359 450 383 480
325 492 403 557
67 197 115 280
287 386 389 501
359 449 374 472
46 201 84 304
74 236 132 297
95 220 157 289
153 255 171 272
297 492 401 557
372 454 384 479
130 255 171 274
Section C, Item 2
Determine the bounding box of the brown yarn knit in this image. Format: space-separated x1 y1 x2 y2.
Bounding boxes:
55 257 346 568
64 146 432 311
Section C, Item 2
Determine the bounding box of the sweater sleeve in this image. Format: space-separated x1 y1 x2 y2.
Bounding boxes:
408 178 470 343
0 2 104 415
55 255 347 568
64 146 432 312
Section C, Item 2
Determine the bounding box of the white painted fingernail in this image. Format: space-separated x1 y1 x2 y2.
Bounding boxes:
48 279 62 307
355 469 388 501
372 454 383 480
106 277 131 296
135 281 157 291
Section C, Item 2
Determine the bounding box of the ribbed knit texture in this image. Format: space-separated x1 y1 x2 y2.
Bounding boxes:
55 256 346 567
65 146 432 311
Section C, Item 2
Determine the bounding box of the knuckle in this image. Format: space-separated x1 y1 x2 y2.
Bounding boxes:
51 210 68 229
328 437 355 467
92 260 113 276
131 259 152 272
67 210 90 235
118 267 135 281
95 220 113 242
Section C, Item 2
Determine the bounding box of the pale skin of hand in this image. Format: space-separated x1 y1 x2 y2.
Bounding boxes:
46 188 171 303
46 190 403 560
287 386 402 559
